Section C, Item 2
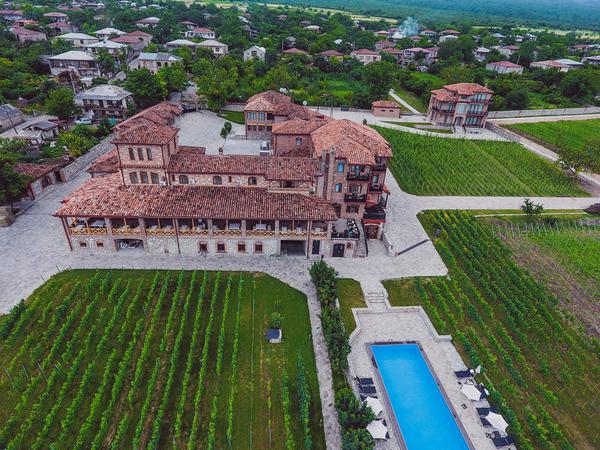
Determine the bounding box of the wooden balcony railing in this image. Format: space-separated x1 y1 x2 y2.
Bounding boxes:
279 229 307 237
247 229 276 237
69 227 107 235
112 227 141 235
179 228 209 236
213 229 241 236
146 228 175 235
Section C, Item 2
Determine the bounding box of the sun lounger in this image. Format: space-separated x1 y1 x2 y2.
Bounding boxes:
491 434 515 447
477 407 490 416
454 369 474 378
360 393 378 401
357 377 374 385
480 417 491 427
359 385 377 394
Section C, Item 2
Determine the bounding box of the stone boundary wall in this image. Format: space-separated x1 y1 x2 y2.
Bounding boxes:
488 106 600 119
485 122 523 143
59 134 114 182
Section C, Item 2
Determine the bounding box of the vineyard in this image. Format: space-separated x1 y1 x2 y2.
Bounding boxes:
0 270 325 449
383 211 600 450
373 127 588 197
507 119 600 152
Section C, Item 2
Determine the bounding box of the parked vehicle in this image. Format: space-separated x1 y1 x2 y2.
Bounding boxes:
75 117 92 125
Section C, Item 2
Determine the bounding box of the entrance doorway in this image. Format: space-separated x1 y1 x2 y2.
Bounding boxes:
280 240 306 256
332 243 345 257
365 224 379 240
311 240 321 255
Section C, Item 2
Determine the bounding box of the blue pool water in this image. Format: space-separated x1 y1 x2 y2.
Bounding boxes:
371 344 469 450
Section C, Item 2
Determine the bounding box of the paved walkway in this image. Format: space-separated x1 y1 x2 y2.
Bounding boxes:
389 89 422 115
489 113 600 124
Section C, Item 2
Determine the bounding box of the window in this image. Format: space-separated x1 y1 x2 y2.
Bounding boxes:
335 183 342 193
258 112 266 120
146 148 152 160
96 241 104 248
79 241 87 247
254 242 263 254
337 162 345 172
247 112 256 120
349 184 361 193
228 176 232 183
346 205 359 214
199 242 208 253
140 172 149 184
213 176 222 185
150 172 159 184
129 172 138 184
372 174 379 184
137 148 144 160
41 176 52 189
258 125 265 131
179 175 189 184
129 148 135 160
248 177 257 185
295 137 302 147
237 242 246 253
217 242 226 253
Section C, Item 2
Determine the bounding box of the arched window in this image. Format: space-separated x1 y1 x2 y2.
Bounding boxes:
129 172 138 184
150 172 159 184
129 148 135 160
41 175 52 189
248 176 257 185
146 148 152 160
137 148 144 160
295 136 302 147
213 176 222 185
179 174 189 184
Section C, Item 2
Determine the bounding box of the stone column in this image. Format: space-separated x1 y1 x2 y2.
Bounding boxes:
274 220 280 236
0 205 15 227
207 219 214 237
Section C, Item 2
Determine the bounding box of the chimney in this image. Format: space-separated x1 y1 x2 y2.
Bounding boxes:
218 147 224 156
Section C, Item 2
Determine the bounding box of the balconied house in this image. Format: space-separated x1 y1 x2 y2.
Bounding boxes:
75 84 133 118
197 39 228 57
55 93 394 258
12 27 47 43
49 50 100 77
428 83 494 128
243 90 319 140
110 30 152 51
56 32 99 47
350 49 382 65
184 27 215 39
134 52 182 74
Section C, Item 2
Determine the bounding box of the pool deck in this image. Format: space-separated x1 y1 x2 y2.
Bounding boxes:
348 300 500 450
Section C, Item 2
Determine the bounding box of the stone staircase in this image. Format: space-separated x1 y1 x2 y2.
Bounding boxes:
364 289 389 311
356 225 368 258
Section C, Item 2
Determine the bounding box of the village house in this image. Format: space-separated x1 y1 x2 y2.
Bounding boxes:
11 27 47 43
93 27 125 39
582 55 600 65
375 40 394 51
0 104 25 131
380 47 403 61
350 49 381 65
304 25 320 32
46 21 73 35
530 58 584 72
0 10 24 21
136 16 160 28
184 27 215 39
56 32 99 47
373 30 389 38
179 20 197 30
166 39 199 50
4 119 60 150
474 47 491 62
110 30 152 51
75 84 133 118
54 93 393 257
84 39 127 57
400 47 438 65
485 60 524 74
497 45 519 58
428 82 494 128
48 50 100 77
371 100 402 118
43 11 69 22
243 45 266 61
197 39 228 57
420 29 437 37
135 52 182 73
318 49 344 61
282 47 308 56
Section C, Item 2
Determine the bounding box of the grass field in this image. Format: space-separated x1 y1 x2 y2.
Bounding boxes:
0 270 325 449
374 127 588 196
383 211 600 450
506 119 600 151
383 121 454 133
335 278 366 333
218 110 245 124
391 87 428 113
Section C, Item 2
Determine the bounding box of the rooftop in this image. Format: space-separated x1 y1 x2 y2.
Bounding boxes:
114 101 182 131
112 123 178 145
75 84 132 101
439 83 494 95
372 100 401 108
55 173 338 220
271 118 329 135
57 32 97 40
12 27 45 36
137 52 182 62
87 147 119 174
14 161 65 180
49 50 95 61
94 27 125 35
85 40 127 49
166 39 199 47
351 49 380 56
0 104 23 120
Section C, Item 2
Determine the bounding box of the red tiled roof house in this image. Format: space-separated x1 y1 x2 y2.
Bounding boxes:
427 83 494 128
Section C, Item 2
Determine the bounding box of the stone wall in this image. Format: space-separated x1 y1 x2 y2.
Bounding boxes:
60 135 114 182
70 235 114 253
488 106 600 119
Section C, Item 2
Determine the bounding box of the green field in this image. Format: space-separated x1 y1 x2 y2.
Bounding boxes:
507 119 600 151
374 127 588 196
383 211 600 450
218 110 245 124
390 87 427 113
335 278 366 333
0 270 325 449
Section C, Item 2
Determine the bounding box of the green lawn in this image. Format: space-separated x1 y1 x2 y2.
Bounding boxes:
335 278 366 333
391 86 427 113
0 270 325 449
374 126 588 196
506 119 600 151
384 211 600 450
382 121 454 133
218 110 245 124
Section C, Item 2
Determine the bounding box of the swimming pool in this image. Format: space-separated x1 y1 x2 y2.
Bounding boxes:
370 343 471 450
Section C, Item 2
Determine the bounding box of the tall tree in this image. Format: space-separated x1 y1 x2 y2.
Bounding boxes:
0 152 29 206
124 68 167 108
45 88 77 120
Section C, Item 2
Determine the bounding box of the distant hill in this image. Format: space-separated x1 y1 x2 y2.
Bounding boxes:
258 0 600 31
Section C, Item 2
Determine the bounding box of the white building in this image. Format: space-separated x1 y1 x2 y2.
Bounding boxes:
474 47 491 62
56 32 99 47
75 84 133 118
184 27 215 39
243 45 266 61
94 27 125 39
49 50 100 77
134 52 182 73
166 39 199 50
136 16 160 28
350 49 381 65
197 39 228 57
85 39 128 56
531 58 584 72
485 60 524 74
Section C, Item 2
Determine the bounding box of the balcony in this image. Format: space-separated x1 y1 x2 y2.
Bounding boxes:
112 226 142 235
347 172 370 181
364 205 386 221
247 229 276 237
431 105 455 114
68 218 107 235
344 193 367 202
372 163 387 171
331 219 360 240
369 184 383 192
69 226 107 235
146 227 175 235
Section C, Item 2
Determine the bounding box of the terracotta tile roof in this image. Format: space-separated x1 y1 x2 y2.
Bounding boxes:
114 102 182 132
319 50 343 57
282 47 307 55
380 47 402 54
271 118 329 135
442 83 494 95
310 119 392 165
167 154 320 181
430 89 456 102
351 49 380 56
191 27 213 33
47 21 71 28
112 123 178 145
110 35 140 44
244 91 318 120
372 100 401 108
55 173 337 220
14 161 65 179
487 61 523 68
126 30 152 37
87 148 119 174
178 145 206 155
